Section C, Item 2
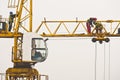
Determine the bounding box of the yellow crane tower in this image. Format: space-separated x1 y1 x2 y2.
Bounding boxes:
1 0 48 80
0 0 120 80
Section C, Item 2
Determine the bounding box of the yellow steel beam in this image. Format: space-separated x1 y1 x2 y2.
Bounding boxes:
0 32 22 38
29 0 32 32
36 20 120 38
8 0 33 62
41 33 93 37
41 33 120 37
41 20 120 23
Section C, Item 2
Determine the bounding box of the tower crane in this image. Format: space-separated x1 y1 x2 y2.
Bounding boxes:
0 0 48 80
0 0 120 80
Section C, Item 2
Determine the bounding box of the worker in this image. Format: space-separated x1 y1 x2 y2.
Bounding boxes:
86 18 97 34
31 40 43 61
31 49 43 61
93 21 103 34
8 12 16 31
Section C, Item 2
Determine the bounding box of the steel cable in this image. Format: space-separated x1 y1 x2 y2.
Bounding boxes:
95 42 97 80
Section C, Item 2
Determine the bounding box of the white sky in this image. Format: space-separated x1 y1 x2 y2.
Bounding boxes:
0 0 120 80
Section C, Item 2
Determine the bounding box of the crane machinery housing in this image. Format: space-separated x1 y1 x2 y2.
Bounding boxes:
0 0 120 80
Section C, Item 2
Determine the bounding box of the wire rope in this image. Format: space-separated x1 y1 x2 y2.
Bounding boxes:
48 37 112 80
108 42 111 80
104 42 106 80
95 42 97 80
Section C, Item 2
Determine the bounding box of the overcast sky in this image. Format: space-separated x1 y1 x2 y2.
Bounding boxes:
0 0 120 80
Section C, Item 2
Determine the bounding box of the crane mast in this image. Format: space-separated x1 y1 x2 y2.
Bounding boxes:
8 0 33 63
7 0 39 80
0 0 48 80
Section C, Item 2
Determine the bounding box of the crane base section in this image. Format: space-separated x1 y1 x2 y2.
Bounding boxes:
6 68 40 80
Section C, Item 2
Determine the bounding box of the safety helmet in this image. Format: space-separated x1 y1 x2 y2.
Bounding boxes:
10 12 13 14
90 17 97 21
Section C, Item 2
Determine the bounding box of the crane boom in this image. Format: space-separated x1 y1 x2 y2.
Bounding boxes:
37 20 120 36
36 20 120 43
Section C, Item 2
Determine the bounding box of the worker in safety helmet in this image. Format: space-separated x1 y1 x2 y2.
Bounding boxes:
8 12 16 31
93 21 103 34
86 17 97 34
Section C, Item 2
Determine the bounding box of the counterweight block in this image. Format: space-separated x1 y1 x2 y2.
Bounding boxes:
6 68 40 80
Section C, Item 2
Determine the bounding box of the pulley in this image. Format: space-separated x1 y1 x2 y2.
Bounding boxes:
92 37 110 44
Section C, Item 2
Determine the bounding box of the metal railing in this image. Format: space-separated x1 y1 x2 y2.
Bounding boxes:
40 75 49 80
0 18 8 22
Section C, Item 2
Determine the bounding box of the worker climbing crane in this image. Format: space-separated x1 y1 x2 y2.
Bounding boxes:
0 0 120 80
